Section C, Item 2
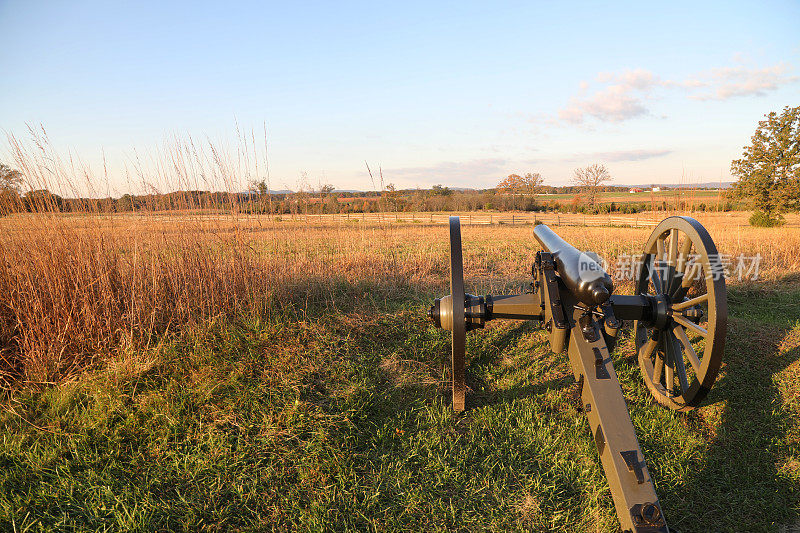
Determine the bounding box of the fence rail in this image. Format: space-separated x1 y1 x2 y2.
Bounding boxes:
12 210 667 228
268 211 662 227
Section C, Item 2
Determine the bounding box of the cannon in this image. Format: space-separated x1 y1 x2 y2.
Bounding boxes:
428 216 726 533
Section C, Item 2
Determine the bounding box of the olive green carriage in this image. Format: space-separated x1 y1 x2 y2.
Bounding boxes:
428 216 726 533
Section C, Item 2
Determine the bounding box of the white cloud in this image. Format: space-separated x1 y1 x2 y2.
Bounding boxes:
559 69 658 124
558 62 797 124
589 149 671 162
688 63 797 100
559 149 672 163
559 86 649 123
614 69 658 90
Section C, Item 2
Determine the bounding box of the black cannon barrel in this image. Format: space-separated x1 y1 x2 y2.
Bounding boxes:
533 224 614 306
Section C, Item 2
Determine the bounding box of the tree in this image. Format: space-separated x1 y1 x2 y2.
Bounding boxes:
522 172 544 207
250 179 269 196
0 163 23 193
731 106 800 216
117 194 136 212
431 184 452 196
296 172 312 215
498 174 524 209
248 179 274 215
317 183 335 213
498 172 545 210
0 163 24 214
383 183 398 212
23 189 63 212
571 163 611 208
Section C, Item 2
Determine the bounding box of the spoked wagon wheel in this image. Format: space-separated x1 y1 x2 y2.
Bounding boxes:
448 216 466 412
634 216 727 411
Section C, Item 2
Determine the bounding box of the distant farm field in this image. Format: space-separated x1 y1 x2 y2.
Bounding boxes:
536 190 723 203
1 210 800 531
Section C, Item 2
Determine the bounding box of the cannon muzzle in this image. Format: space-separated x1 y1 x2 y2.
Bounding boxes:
533 223 614 306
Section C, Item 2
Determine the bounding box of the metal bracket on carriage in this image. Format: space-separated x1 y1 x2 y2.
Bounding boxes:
629 502 667 532
577 306 599 342
538 252 568 331
620 450 646 484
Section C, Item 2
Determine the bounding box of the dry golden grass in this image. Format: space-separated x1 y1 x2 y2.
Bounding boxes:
0 214 436 386
1 208 798 389
1 126 797 389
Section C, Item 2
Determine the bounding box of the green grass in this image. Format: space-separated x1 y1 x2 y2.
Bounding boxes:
2 281 800 532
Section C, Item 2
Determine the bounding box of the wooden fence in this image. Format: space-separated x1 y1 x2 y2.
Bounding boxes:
271 211 661 227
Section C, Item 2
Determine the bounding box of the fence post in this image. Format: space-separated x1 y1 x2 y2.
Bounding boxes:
512 213 515 225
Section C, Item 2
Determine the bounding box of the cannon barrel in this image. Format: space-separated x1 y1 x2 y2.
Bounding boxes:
533 224 614 306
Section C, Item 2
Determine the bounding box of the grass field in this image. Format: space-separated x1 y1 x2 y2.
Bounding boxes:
537 189 723 204
2 212 800 531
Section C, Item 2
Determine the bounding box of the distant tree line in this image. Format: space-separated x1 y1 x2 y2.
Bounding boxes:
1 160 739 217
6 106 796 223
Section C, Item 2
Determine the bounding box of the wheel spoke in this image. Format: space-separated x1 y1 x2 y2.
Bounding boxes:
673 324 702 375
640 336 658 361
667 266 683 297
676 235 693 274
672 293 709 311
668 330 690 393
649 259 664 295
668 229 679 266
673 262 702 301
653 353 664 384
665 358 674 396
656 235 666 262
682 263 701 288
673 314 708 337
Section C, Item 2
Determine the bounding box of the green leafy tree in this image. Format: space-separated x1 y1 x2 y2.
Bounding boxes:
431 184 452 196
0 163 24 214
731 106 800 216
23 189 63 212
0 163 23 193
250 179 269 196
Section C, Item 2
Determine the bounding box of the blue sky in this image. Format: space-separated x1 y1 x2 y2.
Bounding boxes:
1 1 798 194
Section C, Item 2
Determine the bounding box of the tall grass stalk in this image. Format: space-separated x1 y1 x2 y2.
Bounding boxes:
0 130 434 389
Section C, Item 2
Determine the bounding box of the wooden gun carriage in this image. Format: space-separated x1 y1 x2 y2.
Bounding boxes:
428 216 726 532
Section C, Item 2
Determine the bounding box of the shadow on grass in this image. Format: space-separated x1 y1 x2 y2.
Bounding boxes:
6 276 799 532
341 277 800 531
654 277 800 532
463 320 577 409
